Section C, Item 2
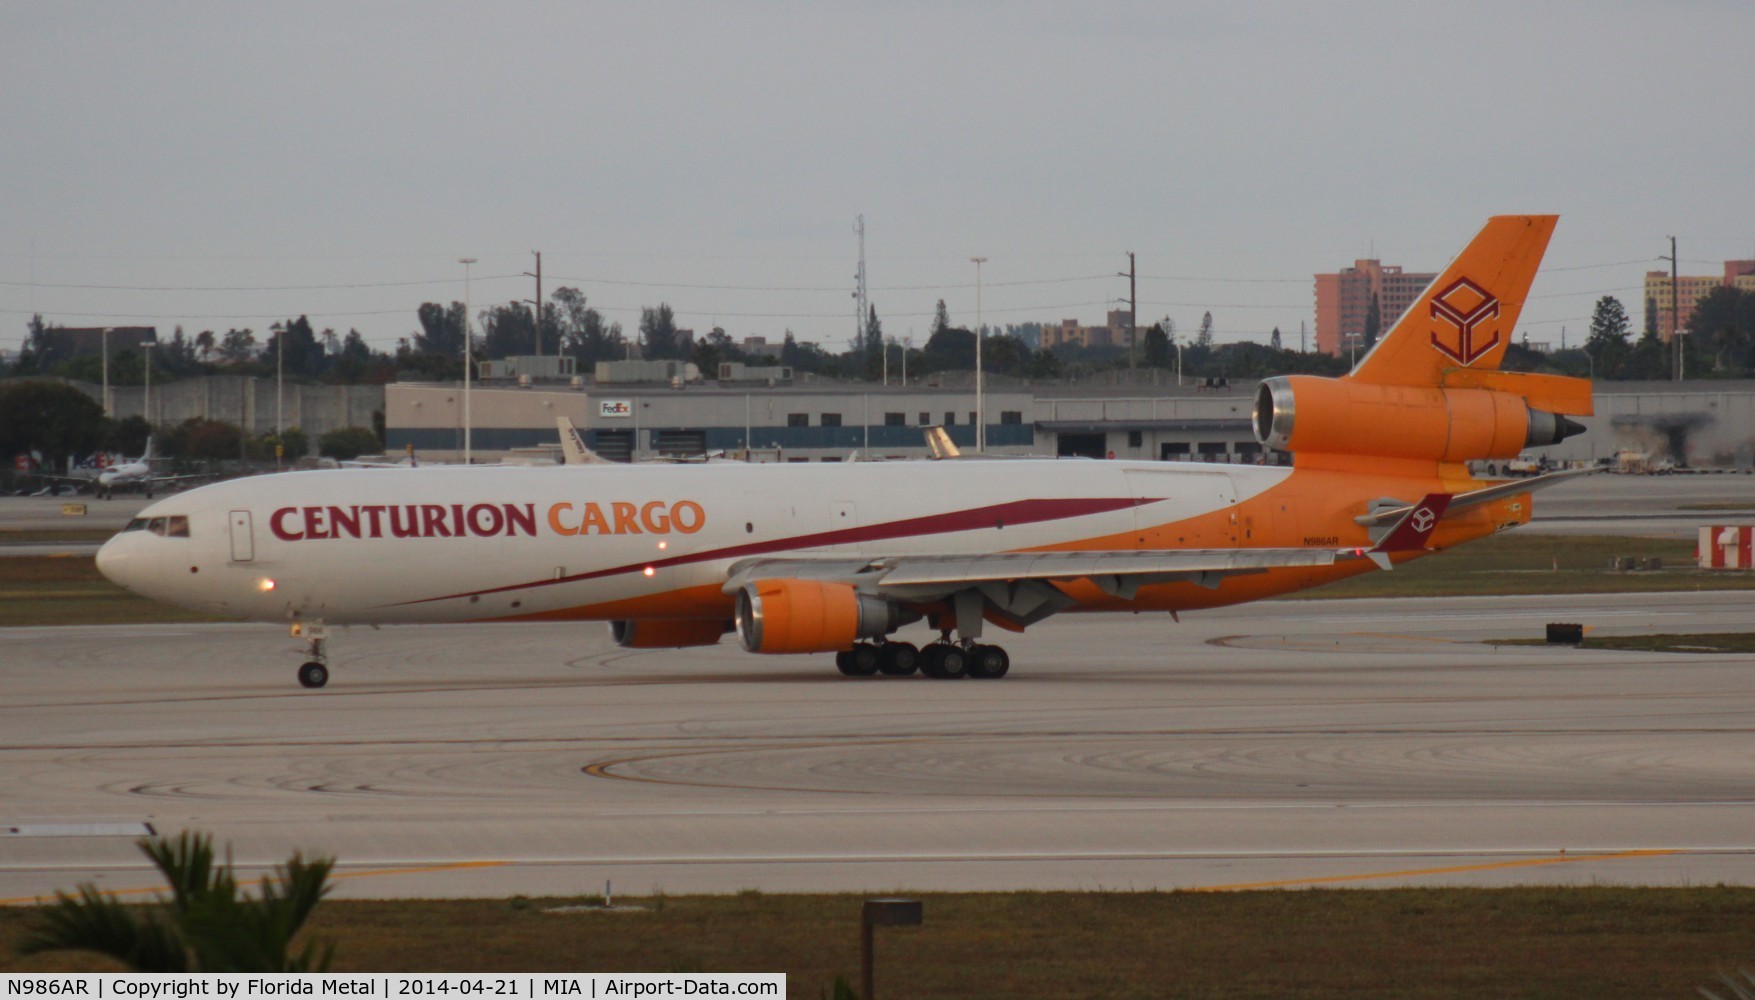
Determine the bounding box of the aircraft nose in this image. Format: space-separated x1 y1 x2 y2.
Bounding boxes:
95 535 136 591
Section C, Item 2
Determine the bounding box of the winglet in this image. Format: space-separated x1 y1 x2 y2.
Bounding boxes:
1362 493 1451 570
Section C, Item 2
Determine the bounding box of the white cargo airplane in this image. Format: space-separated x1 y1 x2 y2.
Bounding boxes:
98 216 1592 689
35 438 204 499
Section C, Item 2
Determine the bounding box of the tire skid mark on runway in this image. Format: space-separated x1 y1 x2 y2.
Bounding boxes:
8 669 868 713
1208 632 1463 650
1189 849 1677 892
583 738 938 795
11 721 1755 756
0 860 507 907
580 728 1755 798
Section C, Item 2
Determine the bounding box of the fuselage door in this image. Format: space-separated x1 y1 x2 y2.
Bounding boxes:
1125 469 1238 548
229 509 255 562
827 500 860 554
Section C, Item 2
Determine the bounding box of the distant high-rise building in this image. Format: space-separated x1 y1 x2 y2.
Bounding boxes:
1644 260 1755 340
1040 310 1134 350
1313 260 1436 357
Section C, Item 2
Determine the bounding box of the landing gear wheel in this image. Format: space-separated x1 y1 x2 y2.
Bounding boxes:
922 643 968 679
877 642 919 676
837 644 880 677
297 661 329 689
967 644 1010 679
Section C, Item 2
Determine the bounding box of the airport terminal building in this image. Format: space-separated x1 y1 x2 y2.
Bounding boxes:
33 369 1755 470
384 374 1755 470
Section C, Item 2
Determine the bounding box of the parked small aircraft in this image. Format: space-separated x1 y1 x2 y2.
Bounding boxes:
32 438 206 499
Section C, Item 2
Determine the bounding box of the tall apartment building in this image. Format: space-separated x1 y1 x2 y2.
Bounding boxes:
1041 310 1135 350
1645 261 1755 340
1313 260 1436 356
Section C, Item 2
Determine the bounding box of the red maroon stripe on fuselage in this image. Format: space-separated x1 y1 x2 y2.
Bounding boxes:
390 495 1157 607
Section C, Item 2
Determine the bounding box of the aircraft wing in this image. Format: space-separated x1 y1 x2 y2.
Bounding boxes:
724 494 1447 609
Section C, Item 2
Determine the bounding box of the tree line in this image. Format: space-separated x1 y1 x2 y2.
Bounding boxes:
9 285 1755 391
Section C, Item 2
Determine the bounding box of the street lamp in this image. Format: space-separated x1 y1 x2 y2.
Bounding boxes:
101 327 114 418
459 257 477 464
141 336 158 430
271 322 285 469
970 256 987 452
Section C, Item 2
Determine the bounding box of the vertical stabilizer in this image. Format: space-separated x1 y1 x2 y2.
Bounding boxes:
1350 215 1557 387
556 416 604 465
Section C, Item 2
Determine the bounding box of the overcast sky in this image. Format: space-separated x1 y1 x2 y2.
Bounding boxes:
4 1 1752 356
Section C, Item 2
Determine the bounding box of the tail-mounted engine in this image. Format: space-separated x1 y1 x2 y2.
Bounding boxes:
735 579 908 654
1253 373 1588 463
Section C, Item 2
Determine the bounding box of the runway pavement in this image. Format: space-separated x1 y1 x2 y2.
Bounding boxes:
4 589 1754 902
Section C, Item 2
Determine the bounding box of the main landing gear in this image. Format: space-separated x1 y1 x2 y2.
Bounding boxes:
835 636 1010 680
292 620 330 689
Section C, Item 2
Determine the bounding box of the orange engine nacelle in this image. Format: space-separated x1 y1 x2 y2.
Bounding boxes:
1253 375 1584 463
735 579 902 654
610 618 732 649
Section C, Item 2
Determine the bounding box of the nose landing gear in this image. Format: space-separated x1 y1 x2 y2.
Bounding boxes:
292 620 329 689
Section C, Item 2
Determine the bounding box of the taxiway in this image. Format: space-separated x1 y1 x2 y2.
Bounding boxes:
3 589 1754 901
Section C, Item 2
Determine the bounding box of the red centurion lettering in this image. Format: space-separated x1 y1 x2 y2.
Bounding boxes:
268 503 540 541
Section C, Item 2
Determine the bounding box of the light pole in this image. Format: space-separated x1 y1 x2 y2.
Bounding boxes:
101 327 114 418
272 323 284 439
970 256 987 452
141 336 157 430
459 257 477 463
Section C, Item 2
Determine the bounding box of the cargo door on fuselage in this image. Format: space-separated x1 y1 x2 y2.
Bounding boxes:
1124 469 1238 548
229 509 255 562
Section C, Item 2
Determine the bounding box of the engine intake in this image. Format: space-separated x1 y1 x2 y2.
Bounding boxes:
735 579 904 654
1253 375 1584 462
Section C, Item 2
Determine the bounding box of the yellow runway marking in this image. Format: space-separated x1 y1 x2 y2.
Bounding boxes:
0 860 506 907
1189 849 1676 892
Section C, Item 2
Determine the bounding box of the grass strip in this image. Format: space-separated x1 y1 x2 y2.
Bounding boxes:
1299 532 1755 599
0 528 119 543
5 888 1754 998
0 556 223 625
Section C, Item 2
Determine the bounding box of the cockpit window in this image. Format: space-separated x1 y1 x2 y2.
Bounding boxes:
123 516 190 537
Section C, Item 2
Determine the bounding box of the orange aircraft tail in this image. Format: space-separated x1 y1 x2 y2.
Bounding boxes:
1252 215 1590 470
1350 215 1557 387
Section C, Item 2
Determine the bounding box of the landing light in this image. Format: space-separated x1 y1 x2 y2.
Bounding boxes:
643 566 655 577
258 578 277 592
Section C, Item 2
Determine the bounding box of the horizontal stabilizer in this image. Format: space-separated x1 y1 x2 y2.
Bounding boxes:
1354 467 1599 529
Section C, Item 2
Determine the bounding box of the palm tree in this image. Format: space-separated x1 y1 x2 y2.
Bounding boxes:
18 831 335 972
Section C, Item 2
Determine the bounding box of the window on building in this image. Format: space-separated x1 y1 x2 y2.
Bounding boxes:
820 456 842 462
918 412 930 426
1128 430 1143 448
968 411 977 426
820 413 842 427
1000 411 1022 425
787 413 808 427
884 412 906 426
943 412 956 426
